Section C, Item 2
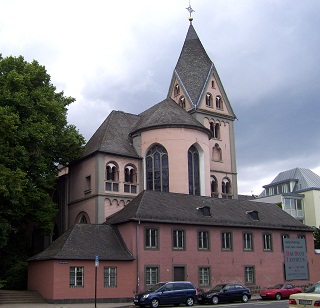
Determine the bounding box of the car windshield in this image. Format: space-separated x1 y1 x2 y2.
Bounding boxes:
210 284 227 292
272 284 284 289
147 283 166 292
305 283 320 294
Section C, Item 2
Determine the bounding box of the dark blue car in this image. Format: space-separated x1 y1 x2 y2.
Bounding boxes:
134 281 197 307
197 283 251 305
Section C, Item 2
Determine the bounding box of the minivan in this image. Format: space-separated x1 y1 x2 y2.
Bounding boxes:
133 281 197 307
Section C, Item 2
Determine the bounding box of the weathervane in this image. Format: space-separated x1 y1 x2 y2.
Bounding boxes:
186 1 194 24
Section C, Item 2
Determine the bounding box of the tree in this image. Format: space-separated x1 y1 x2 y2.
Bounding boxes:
0 55 85 288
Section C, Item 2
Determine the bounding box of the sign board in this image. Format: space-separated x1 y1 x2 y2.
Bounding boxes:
283 238 308 280
95 255 99 267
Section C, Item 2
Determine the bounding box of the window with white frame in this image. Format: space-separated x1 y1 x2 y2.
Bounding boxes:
263 233 272 251
104 267 117 287
145 267 159 286
199 267 210 286
70 266 84 288
243 233 253 251
173 229 185 249
244 266 255 284
221 232 232 250
283 198 304 221
145 228 158 249
198 231 209 250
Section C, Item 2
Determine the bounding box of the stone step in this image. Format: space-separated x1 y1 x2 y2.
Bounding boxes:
0 290 46 304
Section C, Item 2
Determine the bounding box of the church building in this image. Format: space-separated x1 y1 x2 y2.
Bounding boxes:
28 15 319 304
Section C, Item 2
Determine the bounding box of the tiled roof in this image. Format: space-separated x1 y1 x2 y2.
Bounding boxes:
83 111 140 158
28 224 134 261
174 25 212 106
105 190 312 232
131 98 211 137
267 167 320 191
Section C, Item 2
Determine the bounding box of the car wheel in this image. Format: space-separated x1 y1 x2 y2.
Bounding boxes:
212 296 219 305
186 297 194 306
242 294 249 303
151 298 159 308
275 293 282 300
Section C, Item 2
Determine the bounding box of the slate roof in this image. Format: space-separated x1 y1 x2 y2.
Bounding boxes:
83 111 140 159
131 97 211 137
28 224 134 261
105 190 312 232
82 98 211 159
263 167 320 192
174 25 212 106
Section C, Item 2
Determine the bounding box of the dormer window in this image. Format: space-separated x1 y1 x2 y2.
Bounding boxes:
246 210 259 221
197 206 211 217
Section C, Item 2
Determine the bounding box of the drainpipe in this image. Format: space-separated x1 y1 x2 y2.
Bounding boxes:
136 220 140 293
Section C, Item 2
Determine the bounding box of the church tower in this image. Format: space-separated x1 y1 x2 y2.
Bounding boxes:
168 16 238 199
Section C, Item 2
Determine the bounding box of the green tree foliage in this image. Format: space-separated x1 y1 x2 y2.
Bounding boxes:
0 55 85 288
314 227 320 249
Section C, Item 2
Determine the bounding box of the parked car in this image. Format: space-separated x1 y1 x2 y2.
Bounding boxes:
289 282 320 307
197 283 251 305
260 283 303 300
133 281 197 307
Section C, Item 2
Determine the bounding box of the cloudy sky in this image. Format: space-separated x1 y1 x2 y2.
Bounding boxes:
1 0 319 195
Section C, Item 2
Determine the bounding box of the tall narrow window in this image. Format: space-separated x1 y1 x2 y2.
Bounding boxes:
198 231 209 250
210 176 218 197
188 145 200 196
222 177 232 198
263 233 272 251
179 96 186 109
221 232 232 250
105 162 119 192
244 266 255 284
216 95 223 109
174 84 180 96
104 267 117 287
145 267 159 286
146 145 169 192
173 230 185 250
145 228 158 249
70 266 84 288
206 93 213 107
243 233 253 251
124 164 137 194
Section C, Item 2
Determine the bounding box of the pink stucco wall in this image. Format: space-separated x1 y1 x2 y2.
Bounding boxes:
28 259 136 302
139 127 211 196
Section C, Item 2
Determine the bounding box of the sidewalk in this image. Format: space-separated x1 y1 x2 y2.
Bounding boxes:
0 295 261 307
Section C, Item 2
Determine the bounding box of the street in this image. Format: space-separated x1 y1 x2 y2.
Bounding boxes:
192 300 289 307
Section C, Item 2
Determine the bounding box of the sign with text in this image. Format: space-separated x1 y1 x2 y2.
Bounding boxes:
283 238 308 280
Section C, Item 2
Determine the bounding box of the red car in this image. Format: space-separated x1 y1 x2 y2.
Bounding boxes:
260 284 303 300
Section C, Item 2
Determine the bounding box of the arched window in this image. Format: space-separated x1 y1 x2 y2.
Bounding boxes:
210 176 218 197
105 162 119 192
124 164 137 194
146 144 169 192
222 177 232 198
211 80 215 88
179 96 186 109
213 143 222 161
106 162 119 181
210 122 220 139
206 93 213 107
174 84 180 96
216 95 223 109
188 145 200 196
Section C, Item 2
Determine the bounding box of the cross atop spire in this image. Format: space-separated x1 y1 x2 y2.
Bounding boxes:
186 1 194 24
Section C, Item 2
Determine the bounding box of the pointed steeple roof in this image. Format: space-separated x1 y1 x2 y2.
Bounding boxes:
174 25 212 106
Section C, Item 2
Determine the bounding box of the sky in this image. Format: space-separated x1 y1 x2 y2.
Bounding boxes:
1 0 319 195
